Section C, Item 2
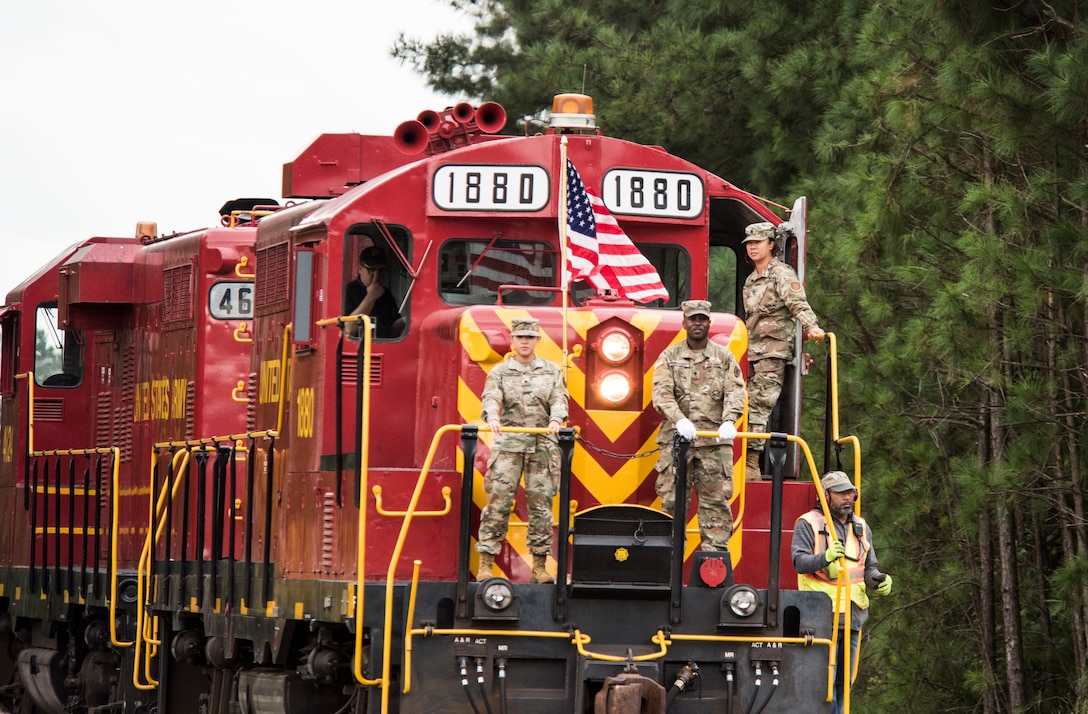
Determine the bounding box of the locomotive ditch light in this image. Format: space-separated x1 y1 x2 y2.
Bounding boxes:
597 331 633 364
596 372 633 405
718 584 766 627
473 577 521 623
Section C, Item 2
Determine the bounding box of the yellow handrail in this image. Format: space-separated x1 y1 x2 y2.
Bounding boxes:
813 332 863 713
386 425 558 709
371 422 456 703
315 314 380 687
402 560 422 693
23 446 127 647
817 332 864 502
234 255 256 279
14 371 34 454
233 321 253 344
132 448 192 689
372 485 452 517
572 629 670 662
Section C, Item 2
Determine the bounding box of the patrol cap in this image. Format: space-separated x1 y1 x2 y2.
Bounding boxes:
510 318 541 337
821 471 857 493
681 300 712 319
743 221 775 243
359 245 388 269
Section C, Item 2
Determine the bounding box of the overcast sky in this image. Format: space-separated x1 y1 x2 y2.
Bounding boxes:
0 0 476 299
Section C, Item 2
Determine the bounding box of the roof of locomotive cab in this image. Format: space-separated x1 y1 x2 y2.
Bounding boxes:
290 131 741 235
2 235 140 308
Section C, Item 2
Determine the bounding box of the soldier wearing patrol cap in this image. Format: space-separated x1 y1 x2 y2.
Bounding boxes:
742 222 825 480
651 300 746 551
476 318 569 583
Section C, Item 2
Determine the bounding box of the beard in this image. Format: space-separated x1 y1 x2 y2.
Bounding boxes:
832 502 854 520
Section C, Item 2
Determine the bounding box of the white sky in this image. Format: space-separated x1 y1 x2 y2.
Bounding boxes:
0 0 476 299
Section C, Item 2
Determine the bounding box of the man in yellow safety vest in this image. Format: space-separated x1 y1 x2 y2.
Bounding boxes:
792 471 893 714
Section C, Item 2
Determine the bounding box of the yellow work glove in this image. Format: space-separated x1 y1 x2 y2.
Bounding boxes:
875 574 893 596
823 540 845 579
823 540 846 563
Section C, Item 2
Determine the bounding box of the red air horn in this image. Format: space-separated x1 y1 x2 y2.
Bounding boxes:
393 101 507 155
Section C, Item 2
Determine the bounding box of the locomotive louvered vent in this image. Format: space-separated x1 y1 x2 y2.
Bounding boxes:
96 392 111 447
339 353 383 386
255 242 290 315
33 398 63 421
246 372 257 433
185 380 195 441
118 340 135 462
163 264 193 323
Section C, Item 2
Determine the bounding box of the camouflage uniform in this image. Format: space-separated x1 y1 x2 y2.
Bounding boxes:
477 336 568 557
651 319 746 551
743 252 820 449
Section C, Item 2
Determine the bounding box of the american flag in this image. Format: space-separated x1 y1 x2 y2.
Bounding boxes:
565 159 669 304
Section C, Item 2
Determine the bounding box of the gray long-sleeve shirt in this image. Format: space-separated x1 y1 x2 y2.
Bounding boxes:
792 510 883 631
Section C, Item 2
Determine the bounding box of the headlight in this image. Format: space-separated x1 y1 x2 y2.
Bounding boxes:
599 332 633 364
481 580 515 612
728 586 759 618
598 372 632 405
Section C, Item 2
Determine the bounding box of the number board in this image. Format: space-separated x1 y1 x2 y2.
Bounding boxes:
433 165 550 212
208 281 254 320
602 169 704 219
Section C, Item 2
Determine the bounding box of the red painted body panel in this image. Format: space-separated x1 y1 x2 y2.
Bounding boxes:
0 102 845 714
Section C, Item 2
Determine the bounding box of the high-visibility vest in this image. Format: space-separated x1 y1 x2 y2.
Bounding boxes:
796 510 870 611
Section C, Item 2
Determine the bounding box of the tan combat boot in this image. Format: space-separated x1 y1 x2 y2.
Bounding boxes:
530 554 554 584
476 553 495 582
745 451 762 481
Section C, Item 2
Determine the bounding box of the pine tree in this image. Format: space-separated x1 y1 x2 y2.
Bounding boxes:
399 0 1088 709
805 1 1088 710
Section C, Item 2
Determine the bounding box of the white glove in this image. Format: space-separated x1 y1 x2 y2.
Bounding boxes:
717 421 737 442
675 418 696 441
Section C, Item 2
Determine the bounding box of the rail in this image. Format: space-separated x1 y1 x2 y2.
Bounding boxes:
354 425 835 709
815 332 862 712
315 314 381 685
347 424 563 711
127 323 295 688
388 428 849 708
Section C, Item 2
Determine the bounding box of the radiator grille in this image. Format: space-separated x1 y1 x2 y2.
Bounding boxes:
163 264 193 323
255 243 290 315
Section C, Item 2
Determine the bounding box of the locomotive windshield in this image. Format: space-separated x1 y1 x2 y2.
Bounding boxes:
438 237 690 307
439 238 557 305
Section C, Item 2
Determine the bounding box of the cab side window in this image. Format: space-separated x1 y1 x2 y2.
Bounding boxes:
343 226 411 341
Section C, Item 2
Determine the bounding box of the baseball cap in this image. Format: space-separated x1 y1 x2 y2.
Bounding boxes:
359 246 388 269
821 471 857 493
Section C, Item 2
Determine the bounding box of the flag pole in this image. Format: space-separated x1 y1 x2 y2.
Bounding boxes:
558 136 570 367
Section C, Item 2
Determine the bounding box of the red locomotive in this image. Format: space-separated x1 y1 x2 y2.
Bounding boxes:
0 94 861 713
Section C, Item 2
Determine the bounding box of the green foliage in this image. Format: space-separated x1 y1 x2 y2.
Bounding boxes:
400 0 1088 709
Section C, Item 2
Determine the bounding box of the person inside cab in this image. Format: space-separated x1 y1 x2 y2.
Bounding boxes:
344 245 402 339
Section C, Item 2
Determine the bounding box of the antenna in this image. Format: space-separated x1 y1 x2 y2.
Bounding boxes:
581 64 587 94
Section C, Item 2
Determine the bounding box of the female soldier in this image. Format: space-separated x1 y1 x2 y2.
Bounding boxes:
742 222 824 479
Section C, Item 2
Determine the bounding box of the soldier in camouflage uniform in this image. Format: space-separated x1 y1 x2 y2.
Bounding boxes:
742 222 824 480
651 300 746 551
476 318 568 583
